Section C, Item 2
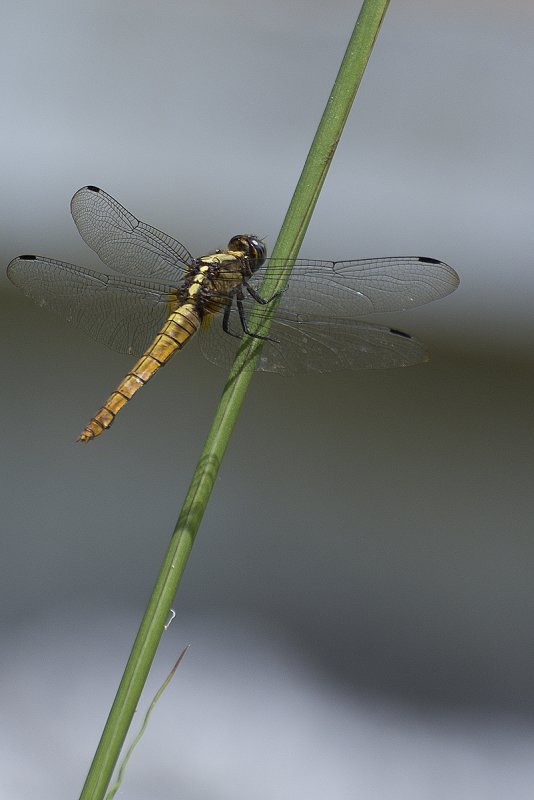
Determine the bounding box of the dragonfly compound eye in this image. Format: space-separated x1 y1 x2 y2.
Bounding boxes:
227 235 267 272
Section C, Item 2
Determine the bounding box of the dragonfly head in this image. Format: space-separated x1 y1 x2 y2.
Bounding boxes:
227 235 266 273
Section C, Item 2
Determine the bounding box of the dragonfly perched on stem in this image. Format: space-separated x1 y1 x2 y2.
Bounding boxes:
7 186 459 442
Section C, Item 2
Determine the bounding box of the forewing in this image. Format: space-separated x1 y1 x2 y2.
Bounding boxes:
7 255 174 356
199 308 428 374
247 256 459 317
70 186 195 283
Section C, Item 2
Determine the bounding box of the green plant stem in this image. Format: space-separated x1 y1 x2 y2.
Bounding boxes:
79 2 390 798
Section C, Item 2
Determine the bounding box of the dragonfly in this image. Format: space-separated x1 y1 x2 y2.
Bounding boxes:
7 186 459 442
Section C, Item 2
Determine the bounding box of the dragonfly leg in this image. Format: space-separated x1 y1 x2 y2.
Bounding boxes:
222 299 242 340
221 290 279 343
236 291 279 343
243 281 284 305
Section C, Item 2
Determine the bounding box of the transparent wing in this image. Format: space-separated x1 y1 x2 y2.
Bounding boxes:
245 256 459 317
198 253 456 371
7 255 175 356
199 308 428 374
70 186 195 283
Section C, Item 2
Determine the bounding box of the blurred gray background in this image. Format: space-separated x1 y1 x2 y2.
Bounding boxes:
2 1 534 798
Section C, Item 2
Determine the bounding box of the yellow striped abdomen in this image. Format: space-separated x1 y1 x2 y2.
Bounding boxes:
78 303 200 442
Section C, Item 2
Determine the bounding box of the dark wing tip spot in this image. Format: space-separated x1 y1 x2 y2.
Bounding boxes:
86 185 101 193
418 256 441 264
19 254 37 260
389 328 412 339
